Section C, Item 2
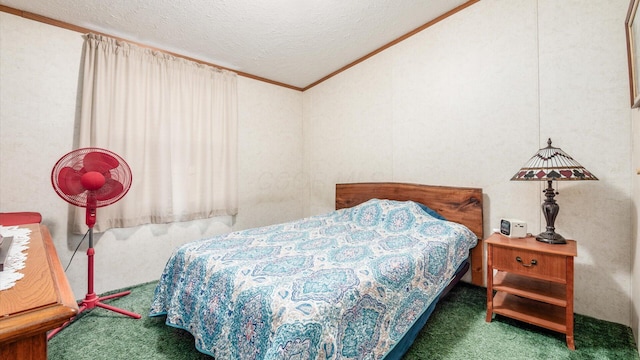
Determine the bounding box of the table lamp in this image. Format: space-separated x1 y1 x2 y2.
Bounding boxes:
511 138 598 244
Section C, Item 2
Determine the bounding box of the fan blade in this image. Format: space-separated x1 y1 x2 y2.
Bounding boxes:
84 151 120 173
96 178 124 201
57 167 85 195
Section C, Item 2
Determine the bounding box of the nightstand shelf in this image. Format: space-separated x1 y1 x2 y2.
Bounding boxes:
493 271 567 307
493 292 567 333
485 233 577 350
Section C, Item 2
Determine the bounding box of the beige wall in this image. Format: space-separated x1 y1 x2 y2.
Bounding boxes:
0 12 304 297
1 0 637 330
304 0 632 326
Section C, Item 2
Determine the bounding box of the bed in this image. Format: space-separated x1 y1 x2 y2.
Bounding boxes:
149 182 484 359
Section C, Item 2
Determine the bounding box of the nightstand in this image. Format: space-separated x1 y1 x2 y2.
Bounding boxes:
485 233 578 350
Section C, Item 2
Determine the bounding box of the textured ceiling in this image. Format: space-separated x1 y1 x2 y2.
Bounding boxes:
0 0 471 89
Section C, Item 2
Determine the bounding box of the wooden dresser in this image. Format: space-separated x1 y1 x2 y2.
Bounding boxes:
0 224 78 360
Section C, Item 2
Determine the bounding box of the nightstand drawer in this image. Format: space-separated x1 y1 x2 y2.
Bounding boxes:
492 246 567 283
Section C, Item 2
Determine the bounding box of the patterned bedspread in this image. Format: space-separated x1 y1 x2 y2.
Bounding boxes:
149 199 477 359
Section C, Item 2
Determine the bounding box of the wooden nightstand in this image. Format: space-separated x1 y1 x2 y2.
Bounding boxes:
485 232 577 350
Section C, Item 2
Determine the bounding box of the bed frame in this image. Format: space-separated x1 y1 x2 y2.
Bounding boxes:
335 182 484 286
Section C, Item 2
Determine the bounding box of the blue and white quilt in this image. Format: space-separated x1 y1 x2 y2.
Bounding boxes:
149 199 477 359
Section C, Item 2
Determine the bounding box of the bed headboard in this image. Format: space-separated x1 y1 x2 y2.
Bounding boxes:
335 182 484 286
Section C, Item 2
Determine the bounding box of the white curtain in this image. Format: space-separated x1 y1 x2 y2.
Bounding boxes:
73 33 238 233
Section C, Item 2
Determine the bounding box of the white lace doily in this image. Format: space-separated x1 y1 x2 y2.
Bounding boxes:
0 226 32 291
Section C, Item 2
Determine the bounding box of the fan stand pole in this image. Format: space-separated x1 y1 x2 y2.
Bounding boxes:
78 227 142 317
47 227 141 340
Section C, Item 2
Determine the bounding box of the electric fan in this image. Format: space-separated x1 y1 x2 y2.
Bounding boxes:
48 147 140 339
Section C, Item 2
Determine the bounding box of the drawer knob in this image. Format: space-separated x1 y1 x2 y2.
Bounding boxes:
516 256 537 267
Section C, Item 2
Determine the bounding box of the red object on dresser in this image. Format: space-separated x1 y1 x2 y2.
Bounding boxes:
0 212 42 226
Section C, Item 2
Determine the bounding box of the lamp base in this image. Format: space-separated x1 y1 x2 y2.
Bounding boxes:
536 231 566 244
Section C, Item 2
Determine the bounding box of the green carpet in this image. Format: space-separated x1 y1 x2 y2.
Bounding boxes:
48 281 639 359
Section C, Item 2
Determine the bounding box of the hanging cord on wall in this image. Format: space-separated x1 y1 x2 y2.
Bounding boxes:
65 228 90 272
535 0 543 232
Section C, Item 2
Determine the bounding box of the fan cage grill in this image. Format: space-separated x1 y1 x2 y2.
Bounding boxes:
51 147 132 208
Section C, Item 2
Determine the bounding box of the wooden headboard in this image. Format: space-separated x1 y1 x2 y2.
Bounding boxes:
335 182 484 286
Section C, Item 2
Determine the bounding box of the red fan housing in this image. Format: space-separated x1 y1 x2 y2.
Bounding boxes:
51 148 132 228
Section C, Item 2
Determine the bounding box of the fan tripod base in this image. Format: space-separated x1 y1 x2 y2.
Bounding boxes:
78 290 141 317
47 290 141 340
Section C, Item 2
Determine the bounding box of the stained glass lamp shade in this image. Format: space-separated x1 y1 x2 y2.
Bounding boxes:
511 138 597 244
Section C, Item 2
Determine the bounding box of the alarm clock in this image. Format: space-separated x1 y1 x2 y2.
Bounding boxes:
500 218 527 238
